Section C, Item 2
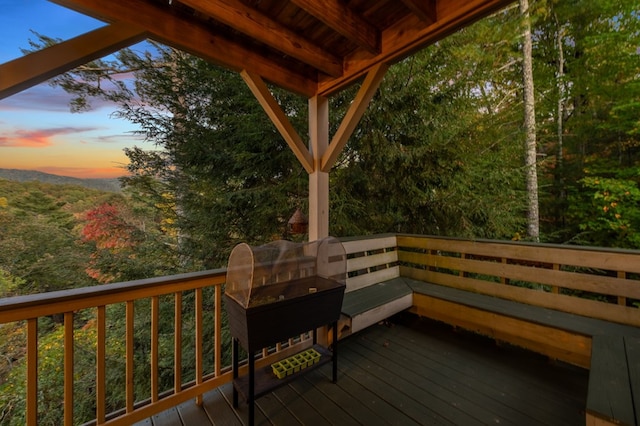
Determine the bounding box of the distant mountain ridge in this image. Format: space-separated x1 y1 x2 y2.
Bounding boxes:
0 168 122 193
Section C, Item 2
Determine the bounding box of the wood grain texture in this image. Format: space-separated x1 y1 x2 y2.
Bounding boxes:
144 319 588 425
410 293 592 368
624 336 640 426
587 335 635 425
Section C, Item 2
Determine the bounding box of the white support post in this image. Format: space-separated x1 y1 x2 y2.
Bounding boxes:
308 95 329 241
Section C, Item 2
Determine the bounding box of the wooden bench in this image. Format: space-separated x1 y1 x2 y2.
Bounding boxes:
338 235 413 338
336 234 640 425
404 279 640 423
407 279 640 367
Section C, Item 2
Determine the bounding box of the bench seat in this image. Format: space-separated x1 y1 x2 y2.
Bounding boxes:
586 335 640 426
340 277 413 335
407 280 640 338
407 280 640 368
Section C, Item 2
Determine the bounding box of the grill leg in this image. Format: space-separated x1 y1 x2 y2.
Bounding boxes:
232 338 239 407
248 352 255 426
332 321 338 383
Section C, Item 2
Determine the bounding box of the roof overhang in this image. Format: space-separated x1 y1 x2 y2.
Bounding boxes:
1 0 514 100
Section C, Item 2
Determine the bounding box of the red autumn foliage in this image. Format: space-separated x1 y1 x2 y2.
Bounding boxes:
82 203 136 250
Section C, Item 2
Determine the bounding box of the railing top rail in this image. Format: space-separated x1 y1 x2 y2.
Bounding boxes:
397 233 640 256
398 234 640 273
3 233 640 323
0 268 226 323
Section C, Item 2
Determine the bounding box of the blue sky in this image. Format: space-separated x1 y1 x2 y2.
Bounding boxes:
0 0 146 178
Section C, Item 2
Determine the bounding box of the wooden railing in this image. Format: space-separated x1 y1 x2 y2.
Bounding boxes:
398 235 640 327
3 234 640 425
0 269 311 426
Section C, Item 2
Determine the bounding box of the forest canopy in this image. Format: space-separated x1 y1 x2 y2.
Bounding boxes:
3 0 638 288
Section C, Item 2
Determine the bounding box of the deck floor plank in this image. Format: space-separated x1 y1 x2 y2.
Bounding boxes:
301 368 384 425
378 318 588 418
318 357 421 425
272 384 328 424
144 314 588 425
348 334 529 425
219 382 272 426
288 373 362 426
255 392 302 425
358 323 581 425
340 348 465 425
150 406 181 426
176 399 213 425
201 386 243 426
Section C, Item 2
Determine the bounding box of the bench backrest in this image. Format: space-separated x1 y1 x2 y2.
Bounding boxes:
397 234 640 328
341 235 399 293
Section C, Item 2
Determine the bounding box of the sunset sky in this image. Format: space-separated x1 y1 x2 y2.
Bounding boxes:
0 0 148 179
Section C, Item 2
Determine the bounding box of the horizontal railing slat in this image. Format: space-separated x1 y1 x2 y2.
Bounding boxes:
347 250 398 273
398 235 640 274
342 235 397 255
347 266 400 293
401 266 640 327
398 251 640 299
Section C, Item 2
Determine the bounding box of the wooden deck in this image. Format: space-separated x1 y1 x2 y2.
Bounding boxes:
139 314 588 426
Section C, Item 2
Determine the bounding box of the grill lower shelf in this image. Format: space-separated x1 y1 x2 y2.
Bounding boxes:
233 344 333 401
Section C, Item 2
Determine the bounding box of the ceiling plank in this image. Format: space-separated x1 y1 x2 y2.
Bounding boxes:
0 23 146 100
400 0 437 24
179 0 343 77
321 63 388 173
289 0 380 55
241 70 314 174
52 0 318 97
317 0 512 96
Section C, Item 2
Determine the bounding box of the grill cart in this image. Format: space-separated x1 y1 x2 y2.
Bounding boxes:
224 237 346 425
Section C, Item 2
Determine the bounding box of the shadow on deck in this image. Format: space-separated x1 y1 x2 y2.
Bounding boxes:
141 314 588 426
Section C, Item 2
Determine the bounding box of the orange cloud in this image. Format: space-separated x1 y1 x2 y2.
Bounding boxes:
37 166 128 179
0 127 98 147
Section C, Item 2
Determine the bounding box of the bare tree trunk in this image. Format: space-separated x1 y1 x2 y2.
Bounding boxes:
554 13 565 175
554 11 566 228
520 0 539 241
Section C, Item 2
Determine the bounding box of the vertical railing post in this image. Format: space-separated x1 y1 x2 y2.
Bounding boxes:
96 306 106 424
501 258 508 285
618 271 626 305
551 264 560 294
195 288 203 405
151 296 159 403
214 285 221 377
174 292 182 394
64 312 74 426
125 301 134 413
26 318 38 426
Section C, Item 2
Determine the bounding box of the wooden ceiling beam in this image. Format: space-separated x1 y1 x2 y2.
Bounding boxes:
52 0 318 97
400 0 437 25
0 23 146 100
321 63 388 173
241 70 314 174
317 0 513 96
289 0 380 55
178 0 343 78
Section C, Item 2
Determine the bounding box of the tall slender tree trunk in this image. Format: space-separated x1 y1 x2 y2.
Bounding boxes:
554 11 566 228
520 0 539 241
555 14 565 177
